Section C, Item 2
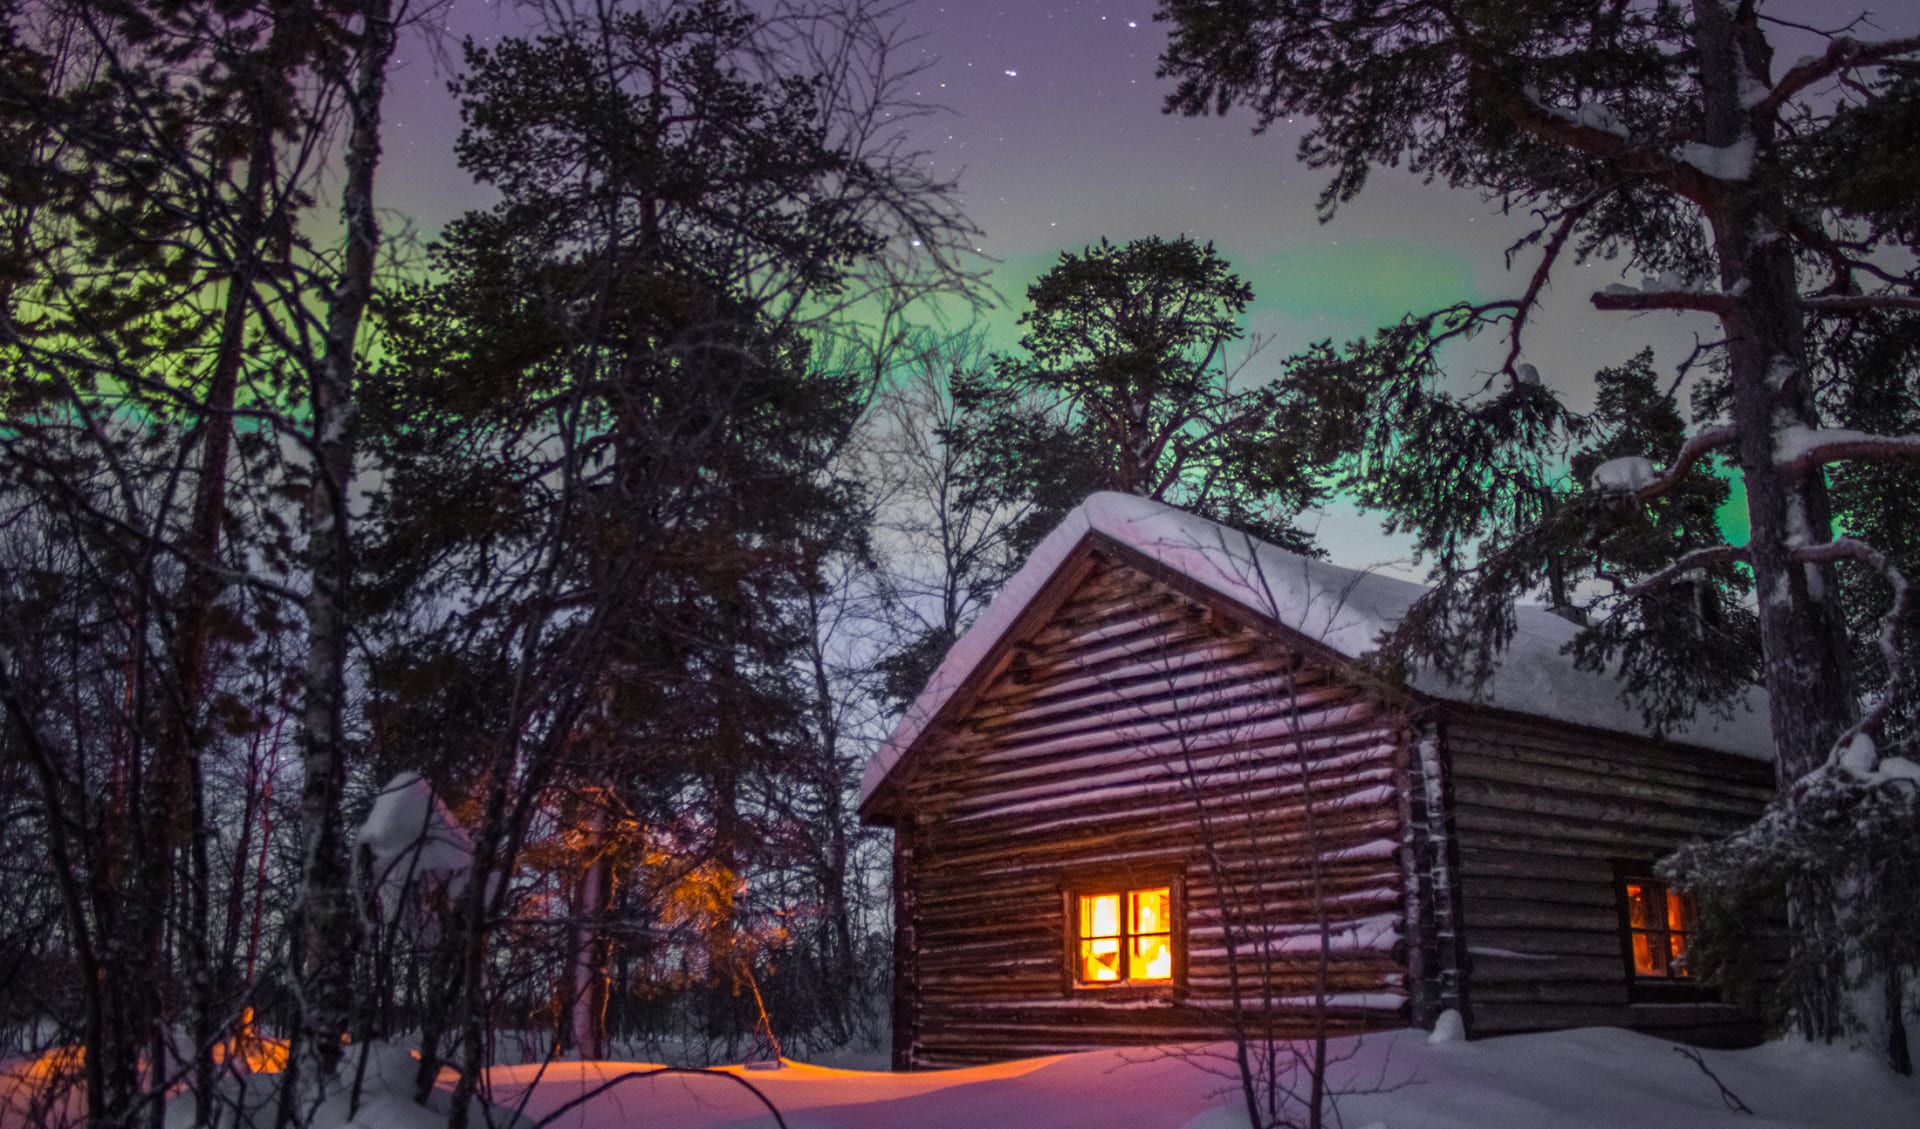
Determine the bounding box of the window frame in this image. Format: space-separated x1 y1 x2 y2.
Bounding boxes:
1060 871 1186 998
1612 861 1715 1003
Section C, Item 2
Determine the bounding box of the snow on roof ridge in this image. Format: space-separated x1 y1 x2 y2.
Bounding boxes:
859 493 1772 809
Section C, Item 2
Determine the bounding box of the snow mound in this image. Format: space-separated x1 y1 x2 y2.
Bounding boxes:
1428 1008 1466 1044
357 772 472 927
1591 455 1657 493
155 1042 534 1129
1679 136 1756 181
862 493 1771 808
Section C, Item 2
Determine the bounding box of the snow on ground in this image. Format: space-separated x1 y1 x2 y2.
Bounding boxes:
481 1027 1918 1129
9 1026 1915 1128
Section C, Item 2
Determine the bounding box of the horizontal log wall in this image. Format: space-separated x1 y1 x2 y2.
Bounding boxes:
1442 711 1777 1046
890 557 1411 1068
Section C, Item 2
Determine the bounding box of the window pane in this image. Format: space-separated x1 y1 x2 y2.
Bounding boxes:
1625 882 1652 929
1624 878 1701 980
1666 889 1694 977
1132 933 1172 980
1081 938 1121 982
1081 893 1120 940
1667 931 1690 977
1632 932 1664 976
1077 887 1177 985
1131 888 1170 935
1666 889 1692 932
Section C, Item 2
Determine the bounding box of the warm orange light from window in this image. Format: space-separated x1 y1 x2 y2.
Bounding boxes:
1133 934 1173 979
1080 893 1123 981
1078 887 1172 984
1625 879 1694 979
1087 893 1120 937
1130 888 1172 981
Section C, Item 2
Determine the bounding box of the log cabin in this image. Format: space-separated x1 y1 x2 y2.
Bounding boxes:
859 493 1778 1069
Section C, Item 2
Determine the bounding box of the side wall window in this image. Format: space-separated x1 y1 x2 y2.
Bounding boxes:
1614 864 1712 1001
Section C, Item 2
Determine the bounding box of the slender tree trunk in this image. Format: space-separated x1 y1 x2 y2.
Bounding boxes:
177 149 267 1128
802 591 857 1043
287 0 393 1113
569 795 611 1060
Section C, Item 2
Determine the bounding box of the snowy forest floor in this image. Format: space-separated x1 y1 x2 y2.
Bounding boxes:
486 1027 1916 1129
10 1024 1913 1129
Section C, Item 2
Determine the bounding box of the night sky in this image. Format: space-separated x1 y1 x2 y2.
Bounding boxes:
377 0 1915 571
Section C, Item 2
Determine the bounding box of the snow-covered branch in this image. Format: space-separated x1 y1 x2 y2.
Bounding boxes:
1475 79 1718 205
1589 425 1740 500
1752 34 1920 119
1591 284 1737 316
1775 425 1920 471
1623 545 1750 598
1792 537 1911 739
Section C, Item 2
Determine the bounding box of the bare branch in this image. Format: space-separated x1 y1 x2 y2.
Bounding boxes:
1782 213 1917 295
1669 333 1728 397
1673 1046 1756 1116
1497 193 1603 376
1802 293 1920 316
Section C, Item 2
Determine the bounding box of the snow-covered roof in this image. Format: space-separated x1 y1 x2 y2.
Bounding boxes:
860 493 1772 809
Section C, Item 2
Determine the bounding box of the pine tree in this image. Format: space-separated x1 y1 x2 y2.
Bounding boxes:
955 235 1325 559
362 0 972 1099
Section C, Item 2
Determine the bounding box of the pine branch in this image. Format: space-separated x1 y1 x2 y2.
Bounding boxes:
1624 545 1750 598
1635 425 1742 500
1752 34 1920 119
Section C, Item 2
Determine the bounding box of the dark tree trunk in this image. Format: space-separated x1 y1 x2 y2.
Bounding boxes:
1693 0 1858 1042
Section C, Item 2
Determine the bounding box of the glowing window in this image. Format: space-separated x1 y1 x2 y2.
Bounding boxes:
1622 877 1696 979
1075 886 1173 985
